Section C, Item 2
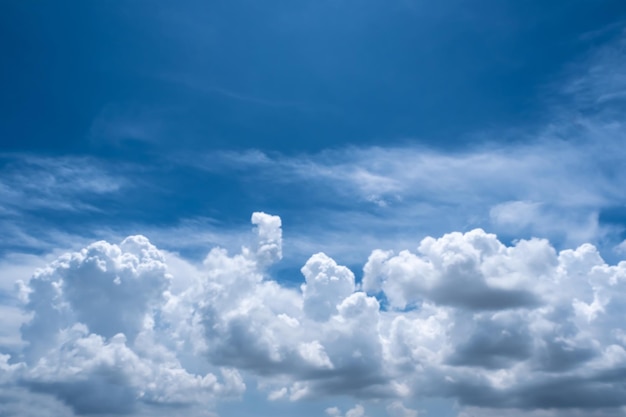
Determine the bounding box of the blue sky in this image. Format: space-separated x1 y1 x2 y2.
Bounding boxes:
2 2 626 417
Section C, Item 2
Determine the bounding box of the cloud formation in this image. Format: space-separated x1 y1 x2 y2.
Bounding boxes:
0 155 124 214
2 212 626 416
9 234 245 416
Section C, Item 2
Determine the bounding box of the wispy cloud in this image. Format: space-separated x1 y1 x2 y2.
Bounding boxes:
563 29 626 111
0 155 133 257
0 155 125 213
88 103 168 145
184 33 626 257
192 122 624 254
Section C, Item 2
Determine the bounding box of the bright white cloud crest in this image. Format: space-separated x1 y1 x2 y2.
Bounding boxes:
3 212 626 416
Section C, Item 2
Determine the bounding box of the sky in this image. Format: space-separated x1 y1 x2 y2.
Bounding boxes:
2 1 626 416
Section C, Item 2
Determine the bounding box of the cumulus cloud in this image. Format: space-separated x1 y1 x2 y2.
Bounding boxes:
301 253 355 321
363 229 547 310
6 234 245 416
252 212 283 266
3 213 626 416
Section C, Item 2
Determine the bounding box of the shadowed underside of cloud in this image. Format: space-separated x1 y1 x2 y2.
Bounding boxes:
2 213 626 416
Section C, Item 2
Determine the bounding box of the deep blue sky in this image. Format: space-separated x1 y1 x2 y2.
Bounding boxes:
3 0 625 155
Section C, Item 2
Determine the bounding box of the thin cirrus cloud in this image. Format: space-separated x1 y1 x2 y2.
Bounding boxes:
186 33 626 257
0 155 124 208
2 213 626 416
0 155 130 257
197 119 625 252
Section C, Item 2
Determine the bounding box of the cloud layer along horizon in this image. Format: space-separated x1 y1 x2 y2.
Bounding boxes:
2 213 626 417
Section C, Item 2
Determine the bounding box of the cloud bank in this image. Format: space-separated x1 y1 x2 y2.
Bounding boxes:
2 212 626 416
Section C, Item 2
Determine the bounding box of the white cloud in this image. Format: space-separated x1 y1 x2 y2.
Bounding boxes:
0 154 125 213
363 229 550 310
1 212 626 417
20 236 171 360
4 231 247 416
301 253 355 321
252 212 283 266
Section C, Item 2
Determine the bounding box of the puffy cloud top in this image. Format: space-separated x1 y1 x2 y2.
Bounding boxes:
363 229 552 310
13 235 244 416
252 212 283 266
301 253 355 321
